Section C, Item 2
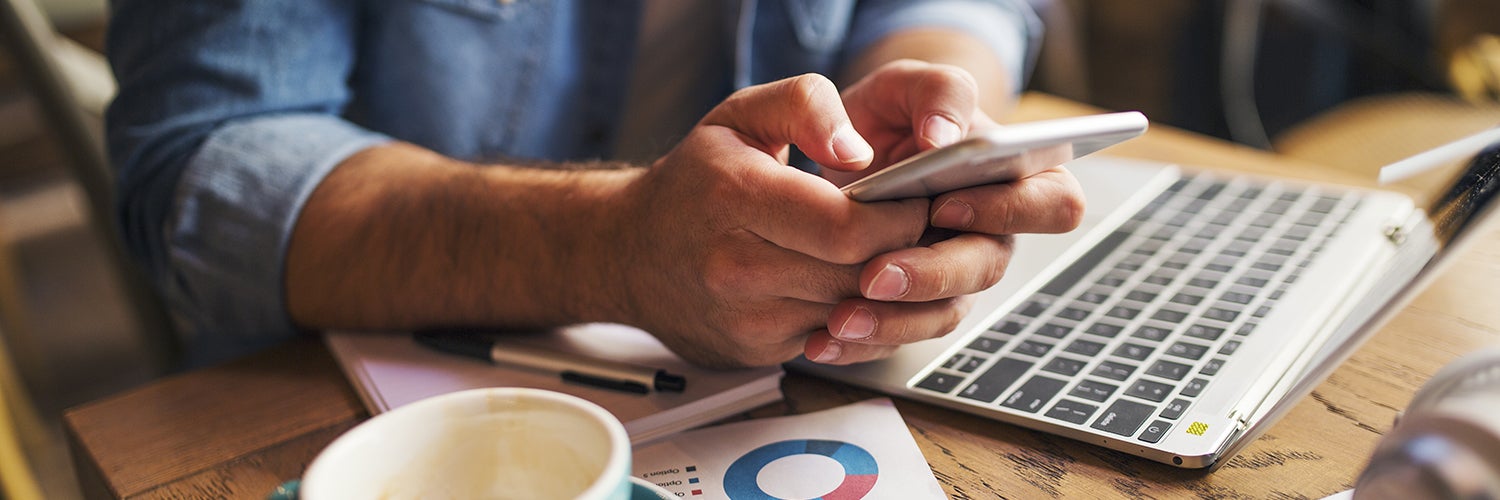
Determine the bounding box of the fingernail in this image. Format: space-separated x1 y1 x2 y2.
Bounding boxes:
865 263 909 300
931 199 974 229
813 339 842 363
923 115 962 147
837 307 876 340
831 124 874 164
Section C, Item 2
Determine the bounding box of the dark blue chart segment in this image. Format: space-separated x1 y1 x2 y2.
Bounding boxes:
723 439 878 500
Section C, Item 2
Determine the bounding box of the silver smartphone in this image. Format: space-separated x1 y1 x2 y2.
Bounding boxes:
840 111 1148 202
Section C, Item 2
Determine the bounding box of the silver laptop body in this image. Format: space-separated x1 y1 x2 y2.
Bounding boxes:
793 127 1500 469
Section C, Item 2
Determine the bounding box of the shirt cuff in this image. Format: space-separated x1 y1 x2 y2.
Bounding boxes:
164 113 389 366
848 0 1043 95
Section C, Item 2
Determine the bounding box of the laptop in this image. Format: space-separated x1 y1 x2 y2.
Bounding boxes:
792 123 1500 469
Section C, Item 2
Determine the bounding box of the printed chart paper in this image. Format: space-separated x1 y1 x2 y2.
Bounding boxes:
632 398 944 499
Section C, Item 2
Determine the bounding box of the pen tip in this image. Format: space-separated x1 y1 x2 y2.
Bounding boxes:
655 372 687 393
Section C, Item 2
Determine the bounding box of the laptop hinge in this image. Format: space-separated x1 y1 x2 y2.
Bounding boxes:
1383 223 1409 245
1226 410 1250 432
1382 206 1425 245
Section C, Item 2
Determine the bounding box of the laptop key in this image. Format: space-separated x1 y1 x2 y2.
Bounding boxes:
1188 276 1220 289
1181 378 1209 397
916 372 964 394
958 357 1032 403
1017 299 1052 317
1132 324 1171 341
1196 183 1225 200
1185 324 1226 341
1057 307 1091 321
990 317 1028 334
1147 360 1193 381
1251 260 1283 272
1041 357 1087 376
1219 290 1255 304
1160 260 1188 270
1105 304 1142 320
1311 196 1339 213
1068 380 1118 402
1201 307 1240 323
1160 398 1190 420
1064 339 1106 357
1113 342 1154 361
1097 272 1129 287
1086 322 1125 338
1143 272 1175 285
942 354 963 369
1181 237 1211 253
1283 225 1313 242
1091 361 1137 381
1091 399 1156 437
1126 379 1175 403
1169 292 1204 306
1001 376 1068 413
1139 420 1173 444
1166 341 1210 360
1151 308 1189 323
967 336 1006 353
959 356 986 373
1200 358 1226 376
1014 340 1054 358
1035 323 1073 339
1045 399 1099 425
1238 270 1274 286
1076 289 1111 304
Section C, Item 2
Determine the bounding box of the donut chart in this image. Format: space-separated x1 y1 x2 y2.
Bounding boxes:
722 439 878 500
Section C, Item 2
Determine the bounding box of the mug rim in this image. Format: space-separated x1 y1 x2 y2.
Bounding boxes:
300 387 631 499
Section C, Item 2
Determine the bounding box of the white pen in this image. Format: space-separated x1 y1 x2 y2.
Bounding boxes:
413 331 687 394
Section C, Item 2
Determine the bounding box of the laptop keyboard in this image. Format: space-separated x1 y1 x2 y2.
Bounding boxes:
912 171 1360 444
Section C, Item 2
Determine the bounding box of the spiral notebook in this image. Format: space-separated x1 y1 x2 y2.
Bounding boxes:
324 323 785 445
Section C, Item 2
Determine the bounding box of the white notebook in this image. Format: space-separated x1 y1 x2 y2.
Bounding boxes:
324 323 785 445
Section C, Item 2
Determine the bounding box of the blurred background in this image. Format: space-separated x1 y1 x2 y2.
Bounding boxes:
0 0 1497 498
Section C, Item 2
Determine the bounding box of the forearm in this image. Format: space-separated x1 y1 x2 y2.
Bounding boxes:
842 28 1016 119
284 142 642 331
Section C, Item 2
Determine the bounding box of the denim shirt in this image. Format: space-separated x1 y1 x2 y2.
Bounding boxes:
105 0 1039 366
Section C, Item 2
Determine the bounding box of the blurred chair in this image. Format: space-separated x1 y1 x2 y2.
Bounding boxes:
1221 0 1448 151
0 0 180 497
0 0 179 370
0 320 44 500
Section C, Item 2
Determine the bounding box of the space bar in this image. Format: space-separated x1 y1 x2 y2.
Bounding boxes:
1038 231 1131 296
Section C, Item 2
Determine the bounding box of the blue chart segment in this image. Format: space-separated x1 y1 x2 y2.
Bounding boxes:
723 439 878 500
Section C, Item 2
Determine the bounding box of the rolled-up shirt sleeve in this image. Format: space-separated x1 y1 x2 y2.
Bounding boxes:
167 117 386 363
847 0 1043 94
106 0 388 364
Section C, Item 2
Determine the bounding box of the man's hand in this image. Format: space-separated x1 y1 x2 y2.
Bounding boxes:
610 74 941 367
801 59 1086 366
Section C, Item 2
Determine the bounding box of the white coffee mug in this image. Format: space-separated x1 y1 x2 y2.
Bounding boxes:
299 387 671 499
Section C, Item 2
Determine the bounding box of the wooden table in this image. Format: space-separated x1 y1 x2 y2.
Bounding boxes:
64 94 1500 499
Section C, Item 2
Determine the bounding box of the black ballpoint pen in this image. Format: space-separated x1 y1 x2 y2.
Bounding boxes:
413 332 687 394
